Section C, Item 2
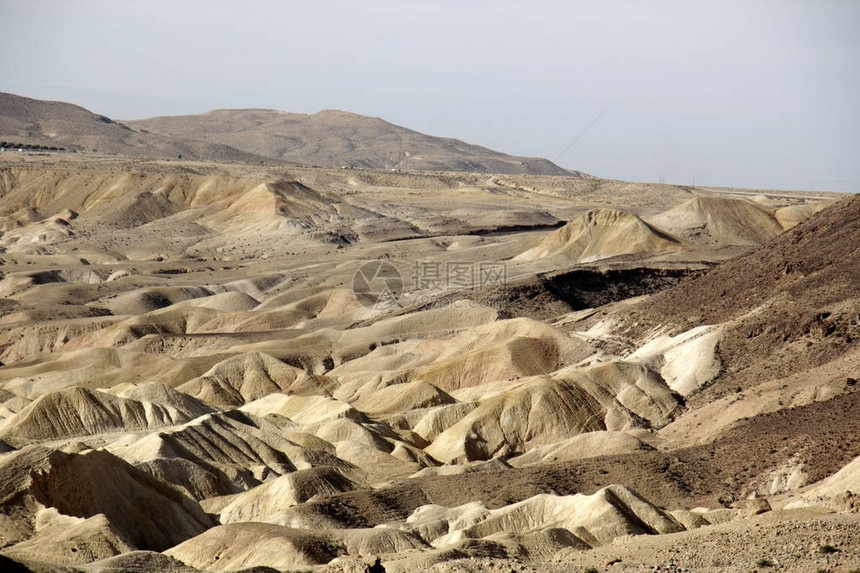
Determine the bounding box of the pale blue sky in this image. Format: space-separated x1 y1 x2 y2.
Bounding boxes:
2 0 858 192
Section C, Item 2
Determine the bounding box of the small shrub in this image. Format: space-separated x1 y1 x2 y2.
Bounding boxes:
756 558 773 568
583 568 599 573
818 544 838 554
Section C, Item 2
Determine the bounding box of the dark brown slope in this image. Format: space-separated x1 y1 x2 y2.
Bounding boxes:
620 194 859 394
127 108 575 175
0 92 269 163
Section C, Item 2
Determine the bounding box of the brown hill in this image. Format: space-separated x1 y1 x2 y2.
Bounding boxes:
0 92 267 163
2 91 577 174
621 194 859 409
126 108 574 175
640 194 859 321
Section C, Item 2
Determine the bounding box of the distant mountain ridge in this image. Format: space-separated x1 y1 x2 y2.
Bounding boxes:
0 92 576 175
0 92 268 163
127 108 574 175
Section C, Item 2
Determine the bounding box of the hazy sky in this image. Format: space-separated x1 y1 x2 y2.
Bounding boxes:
2 0 858 192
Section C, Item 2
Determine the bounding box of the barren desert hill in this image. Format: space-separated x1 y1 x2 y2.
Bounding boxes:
513 208 683 263
638 193 860 326
646 194 788 246
0 92 576 176
619 193 859 404
126 108 576 175
0 152 856 571
0 92 269 164
250 197 860 563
